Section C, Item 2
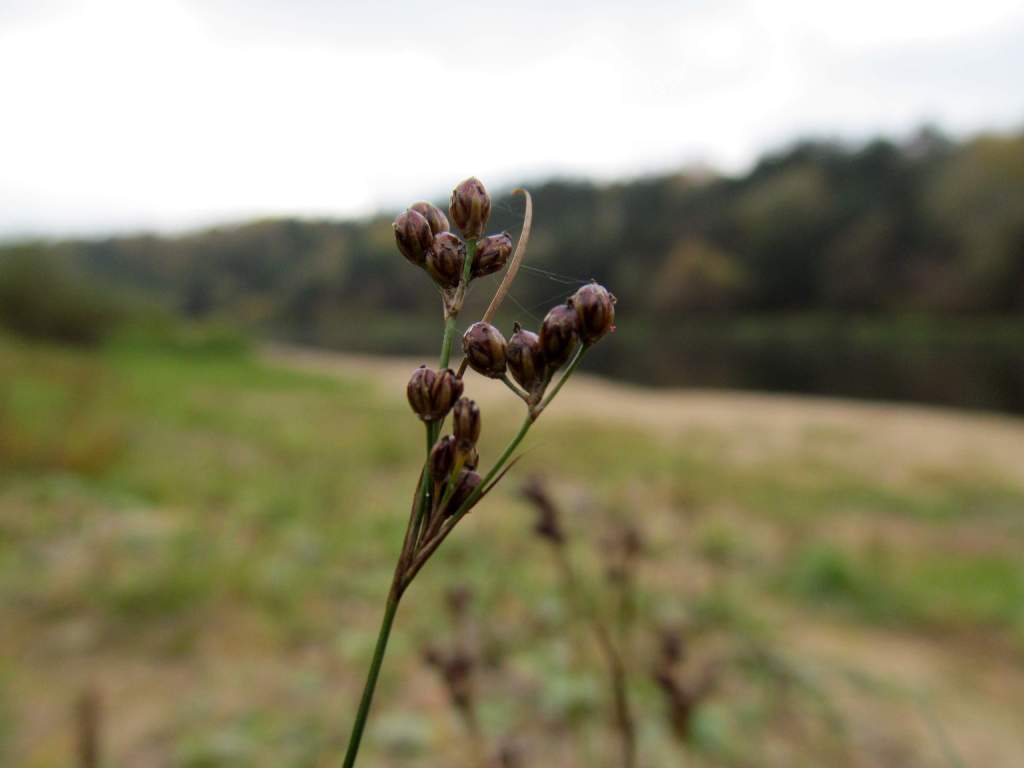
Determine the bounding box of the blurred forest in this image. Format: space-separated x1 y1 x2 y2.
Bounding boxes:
2 128 1023 410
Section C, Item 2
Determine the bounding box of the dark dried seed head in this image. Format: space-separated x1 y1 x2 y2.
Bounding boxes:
446 469 483 517
426 232 466 289
393 209 434 267
445 585 473 620
521 476 564 545
410 201 449 235
539 301 579 371
659 627 686 667
452 397 481 445
429 435 456 483
506 322 546 393
406 366 463 421
406 365 434 419
461 321 507 378
449 177 491 240
572 282 617 344
472 231 513 278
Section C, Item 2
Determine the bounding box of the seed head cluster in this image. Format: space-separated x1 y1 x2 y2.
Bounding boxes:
395 177 617 531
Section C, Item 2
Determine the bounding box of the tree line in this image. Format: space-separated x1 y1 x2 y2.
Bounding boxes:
2 128 1022 352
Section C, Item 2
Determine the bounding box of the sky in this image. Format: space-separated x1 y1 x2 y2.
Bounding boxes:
1 0 1023 237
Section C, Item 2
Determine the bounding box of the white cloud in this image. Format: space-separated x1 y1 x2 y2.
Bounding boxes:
0 0 1021 236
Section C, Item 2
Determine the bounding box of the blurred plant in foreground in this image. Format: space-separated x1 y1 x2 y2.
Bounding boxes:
522 477 639 768
342 179 617 767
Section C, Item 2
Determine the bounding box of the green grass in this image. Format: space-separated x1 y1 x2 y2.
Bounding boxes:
2 331 1024 766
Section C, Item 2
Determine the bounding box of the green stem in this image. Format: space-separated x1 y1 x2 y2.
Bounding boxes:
411 425 433 547
535 343 589 417
438 314 459 374
451 343 591 525
500 373 529 402
341 584 402 768
437 239 476 372
342 239 480 767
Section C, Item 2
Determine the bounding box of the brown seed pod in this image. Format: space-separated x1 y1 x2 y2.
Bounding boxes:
446 468 483 517
429 435 456 483
449 177 491 240
461 321 507 378
410 201 450 235
426 232 466 288
452 398 481 445
506 322 546 392
406 366 464 421
539 301 579 370
393 208 434 267
572 282 616 344
472 231 513 278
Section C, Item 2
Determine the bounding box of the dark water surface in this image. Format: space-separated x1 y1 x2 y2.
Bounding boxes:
311 315 1024 416
586 321 1024 416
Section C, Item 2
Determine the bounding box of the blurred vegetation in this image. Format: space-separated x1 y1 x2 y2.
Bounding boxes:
2 334 1023 765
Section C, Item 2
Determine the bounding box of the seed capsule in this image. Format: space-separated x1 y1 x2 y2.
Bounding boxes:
407 366 464 421
446 469 483 517
506 322 545 393
449 177 491 240
462 322 507 378
452 398 481 445
572 282 616 344
411 201 450 235
472 231 513 278
394 209 434 267
429 435 456 483
539 301 579 370
426 232 466 288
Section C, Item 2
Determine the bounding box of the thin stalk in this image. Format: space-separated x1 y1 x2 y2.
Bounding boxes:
500 374 529 402
439 239 477 372
533 343 589 418
343 239 476 767
342 581 403 768
409 426 434 550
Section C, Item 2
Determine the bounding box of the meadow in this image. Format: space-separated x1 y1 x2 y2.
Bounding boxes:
2 332 1023 767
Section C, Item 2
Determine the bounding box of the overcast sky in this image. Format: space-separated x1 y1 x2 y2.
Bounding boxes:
1 0 1022 237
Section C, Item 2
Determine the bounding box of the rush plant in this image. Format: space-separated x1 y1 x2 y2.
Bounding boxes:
342 178 617 767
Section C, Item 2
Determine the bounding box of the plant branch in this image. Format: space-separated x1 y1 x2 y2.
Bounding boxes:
341 577 404 768
458 189 532 378
500 374 530 402
532 343 589 419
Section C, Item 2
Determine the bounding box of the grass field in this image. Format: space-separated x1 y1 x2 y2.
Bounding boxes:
2 332 1023 767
